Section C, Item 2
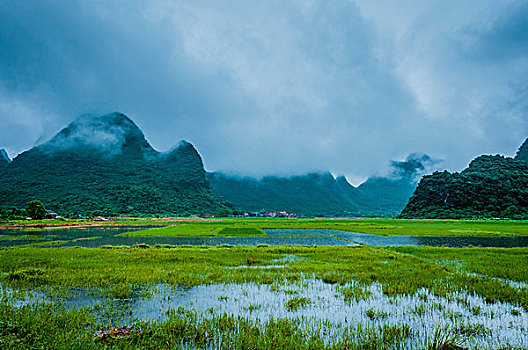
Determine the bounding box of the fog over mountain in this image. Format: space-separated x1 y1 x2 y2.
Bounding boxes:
0 112 233 216
0 149 10 173
389 153 443 182
1 1 527 179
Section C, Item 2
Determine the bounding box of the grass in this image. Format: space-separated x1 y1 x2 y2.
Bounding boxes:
4 217 528 237
388 246 528 284
342 284 372 303
1 245 527 311
1 243 527 349
118 224 266 237
0 235 44 241
286 296 311 311
0 299 420 349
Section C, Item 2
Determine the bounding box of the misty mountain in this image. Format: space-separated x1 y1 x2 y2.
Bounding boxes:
399 154 528 219
0 112 233 216
515 138 528 162
208 172 359 217
207 154 435 217
0 149 10 173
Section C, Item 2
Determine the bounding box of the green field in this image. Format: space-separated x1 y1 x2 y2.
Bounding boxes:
3 218 528 237
1 245 528 348
2 245 527 305
1 219 528 349
109 218 528 237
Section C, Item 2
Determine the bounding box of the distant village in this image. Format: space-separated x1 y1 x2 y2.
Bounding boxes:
39 210 299 221
240 211 299 218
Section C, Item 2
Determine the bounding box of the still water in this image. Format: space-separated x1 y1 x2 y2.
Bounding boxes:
0 226 527 247
3 278 527 349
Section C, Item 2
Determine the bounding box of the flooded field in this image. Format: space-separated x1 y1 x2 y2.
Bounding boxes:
1 221 527 348
3 276 528 349
1 225 528 248
266 229 528 248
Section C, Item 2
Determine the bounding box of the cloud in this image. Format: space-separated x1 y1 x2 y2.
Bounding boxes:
44 113 146 155
0 0 527 178
390 153 443 181
355 0 528 156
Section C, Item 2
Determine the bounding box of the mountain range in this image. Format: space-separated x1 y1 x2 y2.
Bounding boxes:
0 113 233 217
4 112 523 219
208 171 418 217
207 153 439 217
0 112 438 218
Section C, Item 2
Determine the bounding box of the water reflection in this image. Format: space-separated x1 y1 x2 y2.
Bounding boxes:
267 229 528 248
3 279 527 349
0 226 527 248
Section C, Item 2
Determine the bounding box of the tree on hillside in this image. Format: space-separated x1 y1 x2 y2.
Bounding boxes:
26 200 47 220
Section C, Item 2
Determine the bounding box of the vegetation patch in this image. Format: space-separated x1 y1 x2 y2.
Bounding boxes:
286 296 311 311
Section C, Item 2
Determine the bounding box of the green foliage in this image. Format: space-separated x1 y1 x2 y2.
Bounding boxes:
217 227 265 236
286 296 311 311
25 200 46 220
342 284 371 303
120 218 528 237
120 225 265 237
0 206 25 220
208 172 416 218
2 245 527 310
515 138 528 162
0 243 527 348
0 300 416 350
0 113 233 217
399 155 528 219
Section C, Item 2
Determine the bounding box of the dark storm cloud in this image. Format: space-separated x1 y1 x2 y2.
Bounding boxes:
1 0 527 179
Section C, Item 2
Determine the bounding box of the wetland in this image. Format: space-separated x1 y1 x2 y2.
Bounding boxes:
1 218 527 349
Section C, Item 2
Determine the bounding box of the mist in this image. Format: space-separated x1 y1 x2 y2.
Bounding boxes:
389 153 444 181
1 1 527 179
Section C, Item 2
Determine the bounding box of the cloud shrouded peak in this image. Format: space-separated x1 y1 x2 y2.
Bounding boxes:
44 112 151 152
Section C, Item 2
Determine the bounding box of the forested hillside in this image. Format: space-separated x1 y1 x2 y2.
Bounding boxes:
515 138 528 161
0 113 233 217
399 155 528 219
0 149 10 173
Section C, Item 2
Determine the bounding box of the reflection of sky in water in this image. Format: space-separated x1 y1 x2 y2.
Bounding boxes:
3 279 527 349
266 229 528 248
0 226 527 248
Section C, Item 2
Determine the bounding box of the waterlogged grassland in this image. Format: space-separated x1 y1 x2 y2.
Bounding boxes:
113 218 528 237
389 246 528 284
0 300 425 350
1 245 528 349
3 217 528 237
1 245 527 310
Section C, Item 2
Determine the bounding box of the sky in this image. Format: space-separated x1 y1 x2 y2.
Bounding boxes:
1 0 527 183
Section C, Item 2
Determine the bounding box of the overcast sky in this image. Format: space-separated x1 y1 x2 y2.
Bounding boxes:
1 0 527 183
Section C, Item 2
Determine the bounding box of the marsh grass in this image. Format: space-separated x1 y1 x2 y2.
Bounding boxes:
427 326 464 350
2 275 528 349
1 245 527 311
0 295 420 350
342 284 372 303
2 243 528 348
286 296 311 311
94 217 528 238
